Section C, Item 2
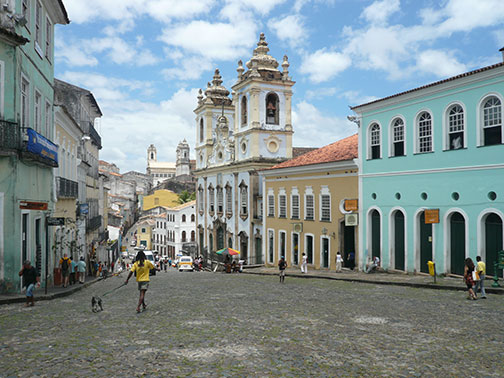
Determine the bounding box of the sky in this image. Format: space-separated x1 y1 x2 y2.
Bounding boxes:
55 0 504 173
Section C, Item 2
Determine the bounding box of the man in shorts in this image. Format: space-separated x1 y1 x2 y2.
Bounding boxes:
125 251 154 313
18 260 40 307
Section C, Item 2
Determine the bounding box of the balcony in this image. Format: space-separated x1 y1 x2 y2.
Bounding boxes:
57 177 78 199
21 128 58 168
88 122 102 149
87 215 102 232
0 120 21 154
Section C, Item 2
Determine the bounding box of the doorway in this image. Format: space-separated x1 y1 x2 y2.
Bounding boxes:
321 237 329 268
240 234 248 262
255 237 262 264
342 223 355 267
485 213 503 277
370 210 380 259
419 211 432 273
394 211 405 271
292 233 299 265
449 212 465 275
35 219 42 275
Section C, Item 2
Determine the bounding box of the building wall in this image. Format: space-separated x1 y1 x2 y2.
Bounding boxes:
143 189 179 211
355 66 504 274
263 165 358 270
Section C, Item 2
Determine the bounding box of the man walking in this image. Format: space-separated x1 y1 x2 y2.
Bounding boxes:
77 256 86 284
474 256 487 299
278 256 287 283
18 260 40 307
301 253 308 274
59 253 72 288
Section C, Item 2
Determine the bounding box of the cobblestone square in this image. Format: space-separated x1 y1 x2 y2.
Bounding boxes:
1 271 503 377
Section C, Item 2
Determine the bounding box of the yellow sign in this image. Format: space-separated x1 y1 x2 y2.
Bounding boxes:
425 209 440 224
344 199 358 212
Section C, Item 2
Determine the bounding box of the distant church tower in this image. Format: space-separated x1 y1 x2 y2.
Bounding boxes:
147 144 157 163
176 139 191 177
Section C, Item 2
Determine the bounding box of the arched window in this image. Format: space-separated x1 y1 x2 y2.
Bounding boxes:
369 123 381 159
391 118 404 157
182 214 186 222
417 112 432 153
191 214 195 222
217 186 223 214
448 104 464 150
241 96 247 126
199 118 204 143
265 93 279 125
182 231 186 242
482 96 502 146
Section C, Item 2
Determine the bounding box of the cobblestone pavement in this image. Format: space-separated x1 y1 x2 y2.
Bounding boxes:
1 270 503 377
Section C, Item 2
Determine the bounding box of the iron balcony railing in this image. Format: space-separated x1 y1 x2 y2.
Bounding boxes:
0 120 21 152
87 215 102 232
88 122 101 148
56 177 78 199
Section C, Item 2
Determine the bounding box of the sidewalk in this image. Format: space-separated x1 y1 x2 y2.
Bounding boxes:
243 267 504 295
0 275 101 305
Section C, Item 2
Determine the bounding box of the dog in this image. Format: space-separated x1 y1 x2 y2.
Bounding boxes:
91 296 103 312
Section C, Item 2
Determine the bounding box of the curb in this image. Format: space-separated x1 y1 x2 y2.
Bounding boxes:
242 271 504 295
0 278 102 306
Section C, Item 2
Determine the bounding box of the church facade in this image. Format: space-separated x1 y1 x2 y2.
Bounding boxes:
194 33 294 264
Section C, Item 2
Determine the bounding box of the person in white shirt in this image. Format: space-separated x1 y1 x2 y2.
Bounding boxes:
366 256 380 273
301 253 308 273
335 252 343 272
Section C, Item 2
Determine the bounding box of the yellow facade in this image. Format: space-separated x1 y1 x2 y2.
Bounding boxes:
143 189 179 211
262 163 359 271
136 219 154 250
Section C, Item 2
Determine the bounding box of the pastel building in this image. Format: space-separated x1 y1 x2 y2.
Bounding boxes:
260 135 359 271
351 57 504 276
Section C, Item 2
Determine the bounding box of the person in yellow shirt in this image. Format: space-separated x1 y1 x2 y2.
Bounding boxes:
474 256 487 299
125 251 154 313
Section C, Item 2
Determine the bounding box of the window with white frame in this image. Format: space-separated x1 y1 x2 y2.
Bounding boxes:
279 193 286 218
391 118 404 157
417 112 432 153
447 104 464 150
268 194 275 217
225 184 232 215
35 1 42 54
217 186 223 214
34 91 41 133
320 194 331 222
369 123 381 159
21 78 29 128
45 100 51 135
240 184 248 215
305 194 314 220
482 96 502 146
45 17 52 60
291 193 299 219
208 185 214 213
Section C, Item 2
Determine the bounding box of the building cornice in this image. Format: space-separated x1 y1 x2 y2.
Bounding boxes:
260 159 358 177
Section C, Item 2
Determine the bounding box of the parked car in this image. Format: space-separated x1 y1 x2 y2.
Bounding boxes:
178 256 194 272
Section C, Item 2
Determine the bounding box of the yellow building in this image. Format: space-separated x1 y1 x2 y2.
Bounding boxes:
136 217 155 250
260 134 359 271
143 189 180 211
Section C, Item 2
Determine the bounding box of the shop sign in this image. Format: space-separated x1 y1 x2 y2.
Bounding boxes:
47 217 65 226
79 203 89 215
344 199 358 212
20 201 48 210
425 209 440 224
26 128 58 164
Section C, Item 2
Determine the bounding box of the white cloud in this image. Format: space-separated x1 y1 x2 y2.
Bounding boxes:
305 87 338 100
360 0 400 25
159 20 257 61
268 14 307 47
300 49 351 83
416 49 467 78
162 56 214 81
55 37 98 67
292 101 356 147
221 0 287 17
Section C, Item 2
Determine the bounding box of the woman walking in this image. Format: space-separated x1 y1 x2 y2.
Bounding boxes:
125 251 154 313
464 258 478 300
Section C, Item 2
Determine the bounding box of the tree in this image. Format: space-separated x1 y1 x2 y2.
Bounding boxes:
178 190 196 204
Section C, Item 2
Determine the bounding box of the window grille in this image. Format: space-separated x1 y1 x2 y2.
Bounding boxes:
305 195 314 220
321 194 330 221
291 195 299 219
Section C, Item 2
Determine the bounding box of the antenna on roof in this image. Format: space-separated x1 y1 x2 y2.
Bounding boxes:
500 46 504 62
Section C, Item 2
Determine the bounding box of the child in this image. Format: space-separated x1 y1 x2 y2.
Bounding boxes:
125 251 155 313
278 256 287 283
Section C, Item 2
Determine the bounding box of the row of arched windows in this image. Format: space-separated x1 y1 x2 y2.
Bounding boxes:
367 95 503 159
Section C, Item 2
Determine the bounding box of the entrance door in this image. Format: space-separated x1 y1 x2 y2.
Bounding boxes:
394 211 405 271
35 219 42 275
322 237 329 268
486 213 503 277
419 211 432 273
371 210 380 259
240 236 248 262
255 237 262 264
217 227 224 250
292 233 299 265
450 212 465 275
199 232 204 255
343 223 355 267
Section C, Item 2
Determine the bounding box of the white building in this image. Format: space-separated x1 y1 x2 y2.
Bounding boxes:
152 213 167 256
194 33 294 264
166 201 196 259
147 144 176 187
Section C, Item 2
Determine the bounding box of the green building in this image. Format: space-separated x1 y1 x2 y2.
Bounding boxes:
0 0 68 293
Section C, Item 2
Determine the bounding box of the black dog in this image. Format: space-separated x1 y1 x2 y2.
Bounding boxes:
91 296 103 312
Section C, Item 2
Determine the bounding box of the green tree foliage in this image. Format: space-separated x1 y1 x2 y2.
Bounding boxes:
178 190 196 204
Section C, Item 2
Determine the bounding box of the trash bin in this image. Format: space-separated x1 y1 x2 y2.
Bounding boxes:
427 261 435 276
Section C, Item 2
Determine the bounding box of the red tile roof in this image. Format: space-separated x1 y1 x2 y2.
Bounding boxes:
351 61 504 110
267 134 358 170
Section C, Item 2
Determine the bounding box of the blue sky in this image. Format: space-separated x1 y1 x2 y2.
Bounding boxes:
55 0 504 172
